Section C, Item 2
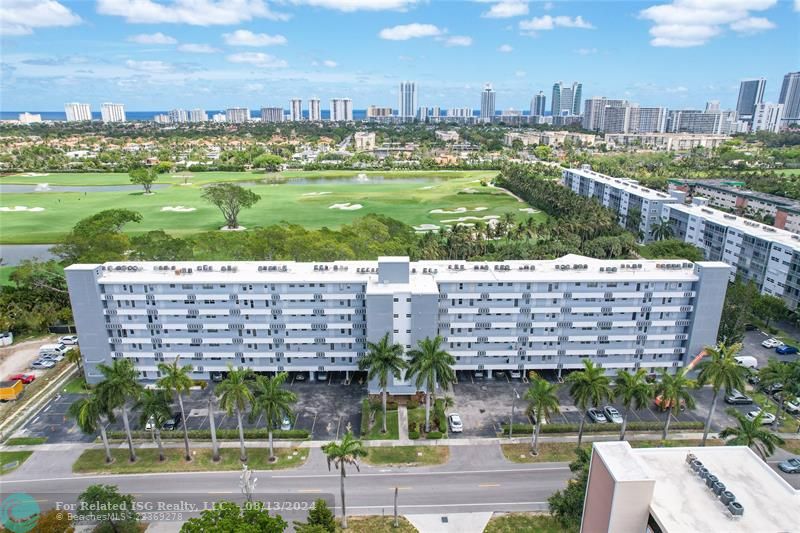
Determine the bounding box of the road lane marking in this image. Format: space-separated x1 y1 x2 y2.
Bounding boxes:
479 483 500 487
207 491 233 494
297 489 321 493
341 501 548 510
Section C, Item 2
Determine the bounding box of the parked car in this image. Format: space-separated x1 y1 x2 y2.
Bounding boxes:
762 382 784 394
162 412 182 431
472 371 484 379
144 416 155 431
654 395 686 411
41 353 64 362
745 408 776 425
210 372 224 382
744 323 758 331
30 360 56 369
587 408 607 423
603 406 623 424
724 389 753 405
762 338 783 349
7 374 35 384
776 345 798 355
39 343 69 358
448 413 463 433
58 335 79 345
778 457 800 474
280 415 292 431
747 373 760 385
316 371 328 382
509 370 522 379
734 356 758 369
0 331 13 347
294 373 307 382
784 397 800 415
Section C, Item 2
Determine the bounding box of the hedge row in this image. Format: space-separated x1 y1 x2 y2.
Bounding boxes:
426 431 443 440
108 428 309 441
498 420 704 435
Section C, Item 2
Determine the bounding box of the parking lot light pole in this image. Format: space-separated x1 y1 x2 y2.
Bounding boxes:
509 388 520 439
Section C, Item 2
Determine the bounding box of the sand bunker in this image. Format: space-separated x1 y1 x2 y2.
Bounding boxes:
329 203 363 211
430 206 489 214
302 192 333 196
419 186 435 190
518 207 541 214
461 188 479 194
0 206 45 212
22 172 49 177
161 206 197 212
413 224 440 232
440 215 499 223
221 225 247 231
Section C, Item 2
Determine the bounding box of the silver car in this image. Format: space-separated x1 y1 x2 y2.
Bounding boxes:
603 406 623 424
448 413 463 433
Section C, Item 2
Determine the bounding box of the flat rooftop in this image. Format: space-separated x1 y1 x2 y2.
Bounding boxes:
668 202 800 251
564 167 675 201
691 180 800 212
65 254 714 284
594 442 799 533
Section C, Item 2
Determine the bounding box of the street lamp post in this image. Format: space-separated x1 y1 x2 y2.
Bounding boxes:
509 388 520 439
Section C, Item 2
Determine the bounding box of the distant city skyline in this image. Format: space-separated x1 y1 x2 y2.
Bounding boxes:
1 1 798 111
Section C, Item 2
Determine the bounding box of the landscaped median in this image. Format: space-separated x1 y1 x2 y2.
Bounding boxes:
484 512 567 533
72 447 307 474
0 450 33 475
361 399 400 440
406 398 449 440
501 439 723 464
3 437 47 446
363 446 449 467
498 420 705 437
105 428 309 442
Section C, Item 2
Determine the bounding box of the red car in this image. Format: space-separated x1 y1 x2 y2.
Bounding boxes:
8 374 36 384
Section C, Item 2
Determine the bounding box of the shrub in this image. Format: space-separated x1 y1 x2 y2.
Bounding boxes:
408 430 420 440
409 421 417 432
361 399 371 436
108 428 309 441
493 420 706 436
499 423 535 434
426 431 443 439
407 399 419 409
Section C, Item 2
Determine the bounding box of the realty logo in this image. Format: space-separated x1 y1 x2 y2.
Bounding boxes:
0 492 40 533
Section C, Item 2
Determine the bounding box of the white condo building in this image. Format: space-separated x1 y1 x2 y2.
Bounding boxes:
168 109 188 124
189 109 207 123
309 98 321 121
752 103 784 133
480 83 496 121
261 107 284 123
290 99 303 121
330 98 353 121
101 103 126 123
66 256 727 391
18 112 42 124
65 102 92 122
225 108 250 124
399 81 418 120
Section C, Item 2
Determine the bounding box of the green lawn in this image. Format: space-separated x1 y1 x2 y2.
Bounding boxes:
339 516 418 533
501 439 723 464
749 390 800 433
4 437 47 445
62 375 91 394
0 171 541 244
364 446 449 466
364 409 400 440
483 513 570 533
72 447 306 474
0 451 33 475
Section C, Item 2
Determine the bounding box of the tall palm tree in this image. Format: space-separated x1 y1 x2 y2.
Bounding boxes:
157 357 194 462
96 358 142 462
719 410 785 461
322 432 367 529
67 347 83 378
68 391 114 463
524 378 560 455
696 343 746 445
135 389 171 462
565 360 612 446
358 333 406 434
613 369 653 441
650 219 674 241
208 395 220 462
250 372 297 461
759 359 794 430
406 336 456 433
654 369 696 441
216 367 255 462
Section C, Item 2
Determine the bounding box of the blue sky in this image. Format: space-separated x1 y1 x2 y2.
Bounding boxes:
1 0 798 111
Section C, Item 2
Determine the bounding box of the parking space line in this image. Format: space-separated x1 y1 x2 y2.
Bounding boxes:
479 483 500 488
309 412 318 438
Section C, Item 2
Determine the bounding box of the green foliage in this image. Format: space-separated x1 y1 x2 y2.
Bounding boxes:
129 167 157 194
29 508 75 533
51 209 142 263
78 484 140 533
717 279 761 344
548 447 589 530
752 294 788 329
638 239 705 262
106 428 309 440
719 409 785 460
408 430 420 439
253 153 284 171
501 420 704 434
0 259 70 337
181 501 287 533
201 183 261 228
426 430 443 439
293 499 336 533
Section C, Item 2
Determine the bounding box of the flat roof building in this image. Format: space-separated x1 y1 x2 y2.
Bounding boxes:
582 441 799 533
66 256 727 390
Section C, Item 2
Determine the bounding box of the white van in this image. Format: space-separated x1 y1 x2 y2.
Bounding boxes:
39 343 69 358
734 355 758 369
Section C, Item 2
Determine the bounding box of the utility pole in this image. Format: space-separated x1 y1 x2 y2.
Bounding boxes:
393 487 399 527
509 388 520 439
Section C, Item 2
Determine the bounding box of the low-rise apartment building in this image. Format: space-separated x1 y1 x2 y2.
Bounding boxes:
603 133 729 151
66 256 727 390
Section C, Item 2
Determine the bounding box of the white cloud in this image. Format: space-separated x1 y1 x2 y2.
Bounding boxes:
443 35 473 47
640 0 777 47
498 44 513 52
125 60 173 73
288 0 418 11
223 29 287 46
244 83 264 92
482 1 528 18
227 52 288 67
575 47 597 55
515 70 526 77
177 43 220 53
127 32 177 44
519 15 594 33
322 59 338 67
378 23 442 40
96 0 290 25
0 0 81 36
796 0 800 11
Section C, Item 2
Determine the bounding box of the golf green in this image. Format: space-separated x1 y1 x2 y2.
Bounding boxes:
0 171 544 244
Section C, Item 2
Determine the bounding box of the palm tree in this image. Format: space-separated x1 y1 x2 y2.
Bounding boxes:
654 369 696 441
322 432 367 529
216 367 255 462
719 410 785 461
67 347 83 378
613 369 653 441
759 359 794 430
358 333 406 434
250 372 297 461
157 357 195 461
565 360 612 446
696 343 746 445
406 336 456 433
96 358 142 462
650 219 673 241
524 378 560 455
135 389 171 462
68 391 114 463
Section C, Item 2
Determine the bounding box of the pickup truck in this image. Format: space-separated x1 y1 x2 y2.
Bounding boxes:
0 380 24 401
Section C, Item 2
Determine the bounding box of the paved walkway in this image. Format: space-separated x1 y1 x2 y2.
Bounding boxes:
398 406 409 440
